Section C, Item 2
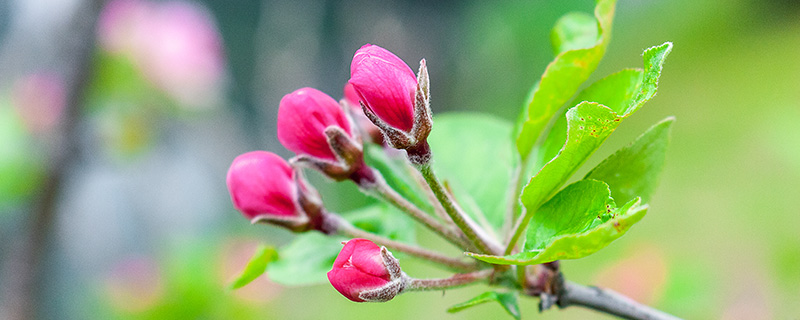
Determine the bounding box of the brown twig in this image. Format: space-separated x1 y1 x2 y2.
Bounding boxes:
527 264 681 320
556 281 682 320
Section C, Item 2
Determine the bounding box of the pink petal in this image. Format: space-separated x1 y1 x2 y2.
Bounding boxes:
226 151 298 220
277 88 352 161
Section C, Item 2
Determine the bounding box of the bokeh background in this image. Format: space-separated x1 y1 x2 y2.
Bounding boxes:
0 0 798 319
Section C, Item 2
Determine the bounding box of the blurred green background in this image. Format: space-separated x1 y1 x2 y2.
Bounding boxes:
0 0 798 319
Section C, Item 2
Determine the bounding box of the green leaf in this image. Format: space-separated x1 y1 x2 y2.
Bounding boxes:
267 232 343 286
523 180 614 252
521 39 673 209
468 184 647 265
511 82 536 166
524 69 640 184
522 197 647 264
550 12 599 55
625 42 673 116
515 0 617 160
343 203 417 245
267 204 415 286
574 68 644 114
529 42 673 180
228 245 278 289
428 112 514 232
585 118 674 204
447 291 521 320
522 102 622 212
474 43 674 265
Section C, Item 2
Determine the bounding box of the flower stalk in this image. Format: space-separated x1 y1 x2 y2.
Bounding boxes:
323 214 479 272
405 269 494 292
366 174 473 250
406 161 454 226
417 164 503 255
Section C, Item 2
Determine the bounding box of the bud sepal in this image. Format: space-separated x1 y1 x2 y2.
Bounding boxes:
289 126 377 187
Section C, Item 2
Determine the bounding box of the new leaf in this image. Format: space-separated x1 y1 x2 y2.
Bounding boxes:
229 245 278 289
500 42 673 257
530 42 673 183
469 116 674 265
515 0 617 160
448 291 521 320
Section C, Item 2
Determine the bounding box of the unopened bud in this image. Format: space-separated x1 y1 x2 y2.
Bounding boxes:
348 44 433 165
226 151 321 232
278 87 353 162
278 87 376 185
327 239 407 302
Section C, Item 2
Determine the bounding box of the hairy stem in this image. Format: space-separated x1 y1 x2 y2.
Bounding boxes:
405 269 493 291
369 174 473 250
327 214 479 272
417 164 503 255
557 281 682 320
405 161 452 225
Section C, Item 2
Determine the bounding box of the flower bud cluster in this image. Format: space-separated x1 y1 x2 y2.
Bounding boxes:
227 44 432 228
226 44 448 303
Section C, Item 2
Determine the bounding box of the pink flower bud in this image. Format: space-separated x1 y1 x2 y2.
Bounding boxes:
327 239 402 302
226 151 299 221
277 88 352 161
343 82 361 108
349 44 417 132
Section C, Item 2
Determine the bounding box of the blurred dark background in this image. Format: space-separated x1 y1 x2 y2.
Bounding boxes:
0 0 798 319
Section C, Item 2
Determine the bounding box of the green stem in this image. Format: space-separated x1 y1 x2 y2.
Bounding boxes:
504 213 529 255
516 264 527 288
328 214 479 272
405 161 453 225
505 188 556 255
369 174 473 250
405 269 493 291
503 161 527 236
417 164 502 255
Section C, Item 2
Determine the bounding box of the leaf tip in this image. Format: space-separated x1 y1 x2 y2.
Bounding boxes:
656 116 676 130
